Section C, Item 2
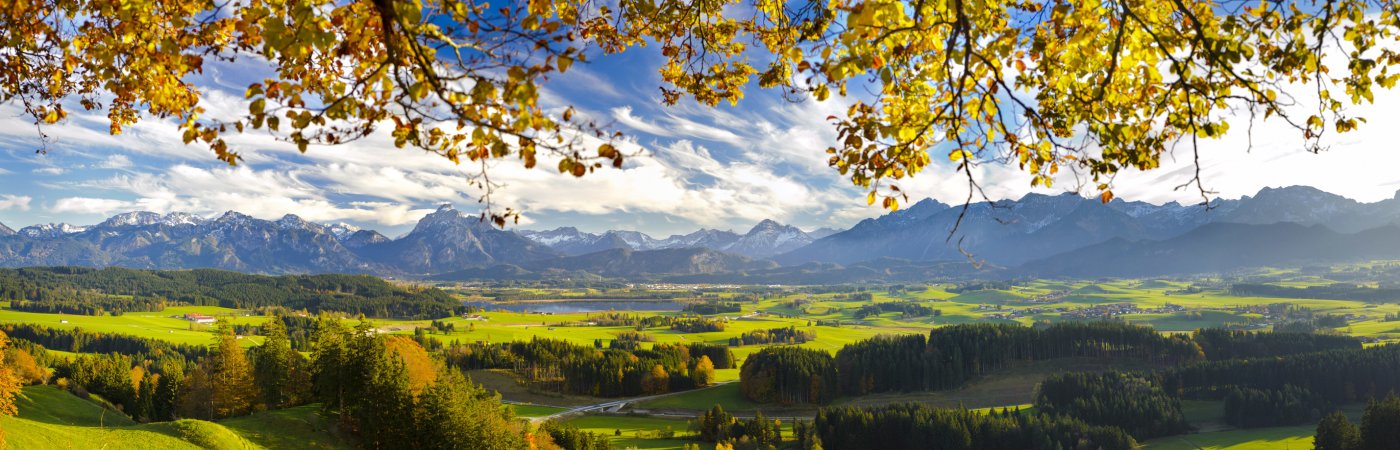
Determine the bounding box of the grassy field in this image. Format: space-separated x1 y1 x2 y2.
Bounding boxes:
1 386 248 450
1142 399 1367 449
2 386 352 450
508 403 570 418
9 267 1400 449
8 274 1398 357
0 306 268 348
220 406 354 449
563 415 698 450
1144 427 1315 450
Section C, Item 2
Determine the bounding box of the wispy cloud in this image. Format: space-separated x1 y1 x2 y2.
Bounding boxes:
1 39 1399 236
0 195 32 211
52 197 133 215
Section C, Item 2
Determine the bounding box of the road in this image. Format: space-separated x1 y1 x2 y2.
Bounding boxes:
531 381 739 423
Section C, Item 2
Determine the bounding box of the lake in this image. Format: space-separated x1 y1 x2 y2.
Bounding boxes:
463 299 684 314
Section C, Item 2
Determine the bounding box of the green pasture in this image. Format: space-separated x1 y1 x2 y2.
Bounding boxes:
0 306 268 348
1 386 251 450
1145 427 1314 450
563 414 697 450
509 403 570 418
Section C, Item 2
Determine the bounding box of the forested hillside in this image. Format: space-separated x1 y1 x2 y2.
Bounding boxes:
0 267 463 318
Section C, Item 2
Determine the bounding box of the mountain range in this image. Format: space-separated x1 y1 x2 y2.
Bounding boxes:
518 219 819 258
3 185 1400 280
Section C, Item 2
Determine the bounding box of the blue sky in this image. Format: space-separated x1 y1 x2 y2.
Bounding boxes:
3 40 1400 237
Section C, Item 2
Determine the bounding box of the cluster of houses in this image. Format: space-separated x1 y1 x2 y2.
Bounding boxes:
983 306 1056 320
1053 303 1187 320
177 313 217 324
1025 290 1072 304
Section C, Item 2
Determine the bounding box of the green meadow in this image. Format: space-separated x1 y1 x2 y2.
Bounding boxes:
8 265 1400 449
1 385 355 450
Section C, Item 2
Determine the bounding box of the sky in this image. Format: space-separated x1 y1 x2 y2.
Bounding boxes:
3 35 1400 237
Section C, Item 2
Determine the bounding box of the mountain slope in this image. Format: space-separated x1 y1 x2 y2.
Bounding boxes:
433 247 776 280
352 205 558 274
721 219 813 258
1021 222 1400 278
775 194 1143 265
522 247 774 277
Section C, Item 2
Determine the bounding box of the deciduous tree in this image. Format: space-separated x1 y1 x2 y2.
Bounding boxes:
5 0 1398 221
692 355 716 387
0 331 22 417
385 336 437 396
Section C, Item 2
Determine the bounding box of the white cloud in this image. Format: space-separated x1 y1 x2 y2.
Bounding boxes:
0 195 32 211
71 164 441 226
5 34 1400 236
52 197 133 215
97 154 133 169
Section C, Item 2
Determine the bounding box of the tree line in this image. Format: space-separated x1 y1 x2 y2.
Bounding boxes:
0 323 208 361
729 326 816 346
0 266 466 318
811 403 1136 450
1230 283 1400 302
691 405 785 448
445 337 733 397
739 322 1361 405
670 317 728 332
683 301 743 315
1190 328 1360 360
853 302 939 319
1035 344 1400 442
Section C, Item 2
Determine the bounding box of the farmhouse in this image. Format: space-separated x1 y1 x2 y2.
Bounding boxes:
182 313 217 324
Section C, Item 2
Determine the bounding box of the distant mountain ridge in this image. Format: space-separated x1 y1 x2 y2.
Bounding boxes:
775 186 1400 268
517 219 817 258
1019 222 1400 278
2 185 1397 279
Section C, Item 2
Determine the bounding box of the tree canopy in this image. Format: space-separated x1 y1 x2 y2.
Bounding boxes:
4 0 1398 221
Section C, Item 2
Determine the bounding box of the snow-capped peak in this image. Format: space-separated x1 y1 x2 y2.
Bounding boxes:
160 212 207 227
720 219 812 258
326 223 361 240
99 211 163 228
18 223 87 238
276 214 315 230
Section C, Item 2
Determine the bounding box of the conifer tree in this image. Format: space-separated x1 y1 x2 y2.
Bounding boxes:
252 318 308 408
1360 394 1400 450
414 370 528 450
1315 411 1361 450
208 320 256 419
